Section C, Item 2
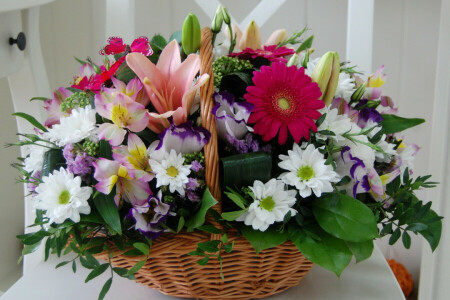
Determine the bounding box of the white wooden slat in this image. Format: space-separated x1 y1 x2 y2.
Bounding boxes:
238 0 287 29
105 0 135 42
346 0 374 74
418 0 450 298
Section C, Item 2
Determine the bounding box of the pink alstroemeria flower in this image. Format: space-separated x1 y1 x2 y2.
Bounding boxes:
44 87 73 127
126 40 210 133
93 158 151 206
95 91 150 146
105 77 150 107
113 133 153 182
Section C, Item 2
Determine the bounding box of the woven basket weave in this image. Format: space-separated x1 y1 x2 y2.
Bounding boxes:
94 28 314 300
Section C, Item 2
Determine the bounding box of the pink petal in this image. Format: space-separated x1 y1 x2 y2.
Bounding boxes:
156 40 181 80
130 36 153 56
98 123 127 146
117 178 151 207
181 73 209 116
265 29 287 46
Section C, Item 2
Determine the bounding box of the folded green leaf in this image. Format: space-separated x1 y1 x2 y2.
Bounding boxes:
291 226 352 276
133 242 150 256
126 260 146 275
85 263 109 283
197 240 220 253
224 189 247 209
186 188 218 231
240 225 287 254
222 209 247 221
380 114 425 134
98 278 112 300
346 240 374 263
198 224 221 234
41 149 66 177
419 209 442 251
221 152 272 188
150 34 168 52
93 190 122 235
312 193 378 242
12 112 47 132
296 35 314 52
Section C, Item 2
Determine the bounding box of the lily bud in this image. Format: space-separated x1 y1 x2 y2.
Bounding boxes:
287 53 299 67
351 81 367 102
265 29 287 46
182 13 201 55
211 5 224 33
239 21 262 50
221 6 231 25
310 51 340 106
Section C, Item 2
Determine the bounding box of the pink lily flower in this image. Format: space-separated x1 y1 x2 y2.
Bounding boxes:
95 91 150 146
126 40 210 133
113 133 153 182
44 87 73 127
93 158 151 206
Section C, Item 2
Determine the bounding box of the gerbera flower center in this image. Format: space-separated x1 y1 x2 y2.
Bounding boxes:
297 165 315 181
260 196 276 212
111 105 130 126
58 190 71 205
278 97 290 110
166 166 179 177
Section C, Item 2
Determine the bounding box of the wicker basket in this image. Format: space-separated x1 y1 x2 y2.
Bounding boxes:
94 28 314 300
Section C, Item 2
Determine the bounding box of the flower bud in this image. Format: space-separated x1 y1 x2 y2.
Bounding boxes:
351 81 367 102
265 29 287 46
182 13 201 55
239 21 262 50
310 51 340 106
287 53 299 67
221 6 231 25
211 5 224 33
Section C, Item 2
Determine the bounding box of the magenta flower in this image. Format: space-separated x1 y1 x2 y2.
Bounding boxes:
229 45 295 63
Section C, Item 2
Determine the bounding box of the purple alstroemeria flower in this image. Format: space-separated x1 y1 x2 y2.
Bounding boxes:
212 91 254 140
127 191 175 239
330 98 359 122
156 121 211 154
336 146 370 197
355 100 383 127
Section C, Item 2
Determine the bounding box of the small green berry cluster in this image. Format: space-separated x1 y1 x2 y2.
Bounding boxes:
61 92 91 112
183 152 205 165
212 56 253 87
82 139 99 156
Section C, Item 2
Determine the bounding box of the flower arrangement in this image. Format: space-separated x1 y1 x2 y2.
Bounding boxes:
12 6 442 300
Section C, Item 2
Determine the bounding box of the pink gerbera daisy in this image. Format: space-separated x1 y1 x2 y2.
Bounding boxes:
229 45 295 63
245 62 324 145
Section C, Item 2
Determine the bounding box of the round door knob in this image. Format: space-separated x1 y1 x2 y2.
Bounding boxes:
9 32 26 51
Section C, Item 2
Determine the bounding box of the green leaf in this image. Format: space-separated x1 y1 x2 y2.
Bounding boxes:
72 261 77 273
44 237 51 261
346 240 374 263
93 190 122 235
41 149 66 177
406 223 428 233
291 227 352 276
133 242 150 256
20 230 50 245
402 231 411 249
224 241 234 253
186 188 218 232
55 261 70 269
80 257 96 269
380 223 393 235
85 263 109 283
127 260 146 275
380 114 425 134
198 224 221 234
169 30 182 44
30 96 48 102
389 228 401 245
240 226 288 254
85 252 100 268
150 34 168 51
220 71 254 98
177 216 185 233
312 193 378 242
222 209 247 221
296 35 314 52
22 240 42 256
12 112 47 132
419 209 442 251
197 240 220 253
98 140 113 160
122 249 143 256
221 152 272 188
197 257 209 266
224 189 247 209
98 278 112 300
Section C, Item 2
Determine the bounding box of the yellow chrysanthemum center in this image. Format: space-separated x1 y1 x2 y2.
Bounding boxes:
278 97 291 110
59 190 70 205
111 105 130 126
260 196 276 212
297 165 315 181
167 166 179 177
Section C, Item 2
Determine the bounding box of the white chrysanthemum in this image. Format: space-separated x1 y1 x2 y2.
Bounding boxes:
44 106 97 146
365 120 396 163
23 144 47 173
278 144 340 198
149 149 191 196
335 72 356 101
316 107 354 142
34 167 92 224
237 179 297 232
304 57 356 101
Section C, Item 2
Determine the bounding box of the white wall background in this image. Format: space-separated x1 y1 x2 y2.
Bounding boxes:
1 0 444 293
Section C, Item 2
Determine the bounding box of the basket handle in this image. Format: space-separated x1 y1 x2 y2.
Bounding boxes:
199 28 222 225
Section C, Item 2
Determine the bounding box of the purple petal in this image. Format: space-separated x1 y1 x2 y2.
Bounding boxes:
157 121 210 154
